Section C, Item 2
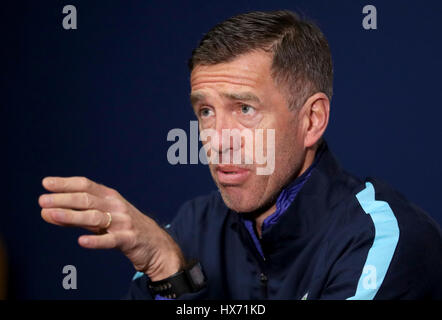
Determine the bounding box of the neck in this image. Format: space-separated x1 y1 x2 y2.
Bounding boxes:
254 146 318 238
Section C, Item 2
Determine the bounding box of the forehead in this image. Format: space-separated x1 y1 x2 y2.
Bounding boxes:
190 51 274 91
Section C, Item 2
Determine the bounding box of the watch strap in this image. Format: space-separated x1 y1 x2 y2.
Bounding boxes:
148 260 206 299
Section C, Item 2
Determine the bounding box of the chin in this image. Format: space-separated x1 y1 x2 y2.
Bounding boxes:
210 165 275 213
218 185 263 213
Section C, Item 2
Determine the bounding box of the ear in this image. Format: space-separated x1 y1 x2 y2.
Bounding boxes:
301 92 330 148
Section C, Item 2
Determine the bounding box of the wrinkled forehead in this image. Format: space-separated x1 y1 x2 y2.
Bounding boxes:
190 51 274 91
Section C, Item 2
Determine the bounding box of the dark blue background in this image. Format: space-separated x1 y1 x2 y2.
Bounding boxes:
2 0 441 299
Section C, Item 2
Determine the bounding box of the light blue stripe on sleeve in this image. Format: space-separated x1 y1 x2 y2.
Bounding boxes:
347 182 400 300
132 271 144 281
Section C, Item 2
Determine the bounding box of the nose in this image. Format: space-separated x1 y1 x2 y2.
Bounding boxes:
212 112 242 155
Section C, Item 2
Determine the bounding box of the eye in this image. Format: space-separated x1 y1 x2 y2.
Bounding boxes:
240 104 255 115
200 107 214 118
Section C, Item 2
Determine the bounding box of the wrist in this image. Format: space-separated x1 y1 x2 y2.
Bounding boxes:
148 252 185 282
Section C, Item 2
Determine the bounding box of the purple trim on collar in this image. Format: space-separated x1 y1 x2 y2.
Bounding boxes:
261 166 314 231
241 144 325 258
241 167 313 260
260 144 325 232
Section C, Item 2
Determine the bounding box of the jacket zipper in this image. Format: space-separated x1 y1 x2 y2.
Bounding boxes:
237 218 269 299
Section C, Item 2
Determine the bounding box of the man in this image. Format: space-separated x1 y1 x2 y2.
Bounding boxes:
39 10 442 299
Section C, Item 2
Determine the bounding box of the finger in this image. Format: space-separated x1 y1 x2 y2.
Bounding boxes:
78 233 117 249
41 208 111 229
41 208 96 233
39 192 109 211
42 176 117 198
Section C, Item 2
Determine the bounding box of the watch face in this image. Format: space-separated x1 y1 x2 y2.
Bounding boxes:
188 263 206 287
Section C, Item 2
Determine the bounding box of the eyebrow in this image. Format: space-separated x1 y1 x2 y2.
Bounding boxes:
190 92 206 106
190 91 261 106
221 92 261 103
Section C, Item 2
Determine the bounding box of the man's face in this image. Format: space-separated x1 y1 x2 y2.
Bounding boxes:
190 51 307 213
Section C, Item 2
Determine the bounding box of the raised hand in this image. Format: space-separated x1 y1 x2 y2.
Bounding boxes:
39 176 185 281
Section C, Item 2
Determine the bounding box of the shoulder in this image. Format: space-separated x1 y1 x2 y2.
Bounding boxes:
337 176 442 256
346 177 442 298
332 175 441 242
322 176 442 299
364 177 441 242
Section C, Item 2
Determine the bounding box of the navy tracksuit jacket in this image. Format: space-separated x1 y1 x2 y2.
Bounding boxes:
126 143 442 300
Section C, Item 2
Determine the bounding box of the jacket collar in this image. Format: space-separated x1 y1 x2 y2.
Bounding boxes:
260 141 361 249
231 140 361 258
261 141 326 231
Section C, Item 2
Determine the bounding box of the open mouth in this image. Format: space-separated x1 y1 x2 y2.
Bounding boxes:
216 165 251 185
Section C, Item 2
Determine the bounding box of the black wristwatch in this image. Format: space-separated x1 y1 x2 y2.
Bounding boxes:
148 260 207 299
